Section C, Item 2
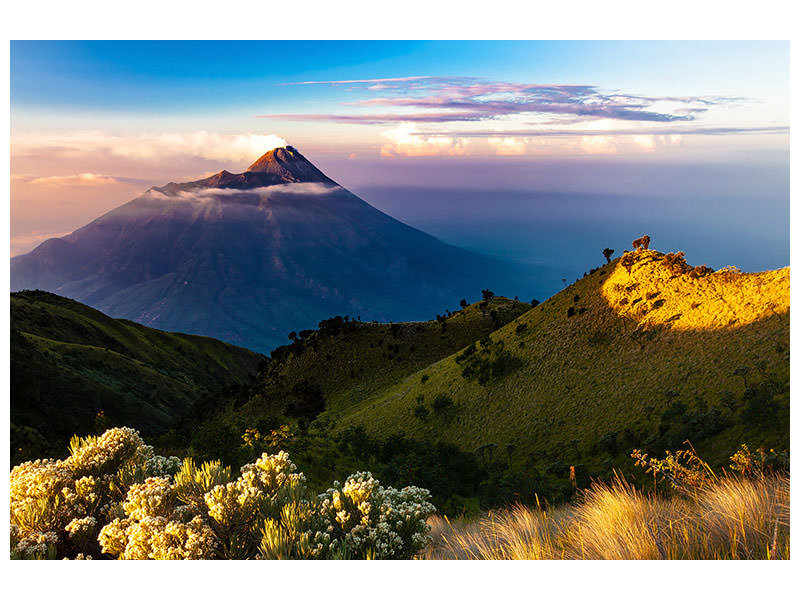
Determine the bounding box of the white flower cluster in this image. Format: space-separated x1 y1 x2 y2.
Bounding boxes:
12 530 59 559
123 477 175 520
99 514 216 560
145 454 182 477
205 451 306 529
12 432 437 560
10 427 188 560
65 516 97 538
67 427 150 475
318 472 435 559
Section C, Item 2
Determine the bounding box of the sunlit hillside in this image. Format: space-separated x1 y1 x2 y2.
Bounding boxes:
332 249 789 484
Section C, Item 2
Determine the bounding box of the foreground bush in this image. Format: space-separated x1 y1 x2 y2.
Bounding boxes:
10 427 435 560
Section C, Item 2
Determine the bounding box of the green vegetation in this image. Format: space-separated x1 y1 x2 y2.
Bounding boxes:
11 291 263 463
327 249 789 501
11 430 787 560
141 247 789 513
10 245 790 528
163 296 530 470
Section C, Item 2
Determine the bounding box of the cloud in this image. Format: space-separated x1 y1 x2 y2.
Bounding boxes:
488 137 527 156
281 76 432 86
580 136 619 155
28 172 122 186
258 112 487 125
406 125 789 138
145 182 338 201
380 124 472 157
260 76 738 126
12 131 290 165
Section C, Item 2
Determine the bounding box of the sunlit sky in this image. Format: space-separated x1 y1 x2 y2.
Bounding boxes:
10 40 790 264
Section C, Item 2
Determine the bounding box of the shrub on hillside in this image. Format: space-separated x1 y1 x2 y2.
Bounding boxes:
459 347 524 386
432 394 455 413
620 251 637 272
689 264 714 278
662 252 689 276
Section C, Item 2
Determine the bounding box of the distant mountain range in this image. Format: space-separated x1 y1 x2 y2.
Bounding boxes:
11 146 545 352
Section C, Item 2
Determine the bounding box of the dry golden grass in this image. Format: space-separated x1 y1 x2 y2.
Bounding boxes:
601 250 790 331
425 474 789 560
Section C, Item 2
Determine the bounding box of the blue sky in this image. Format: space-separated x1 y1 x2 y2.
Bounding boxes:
12 41 788 128
10 41 790 277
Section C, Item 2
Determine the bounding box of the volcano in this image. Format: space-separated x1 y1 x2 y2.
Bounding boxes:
11 146 544 352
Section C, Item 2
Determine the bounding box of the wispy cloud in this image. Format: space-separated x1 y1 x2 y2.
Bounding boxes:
281 76 432 86
29 172 123 186
145 182 338 201
407 125 790 138
261 77 741 126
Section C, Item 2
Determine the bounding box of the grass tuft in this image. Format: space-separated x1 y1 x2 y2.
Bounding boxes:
426 473 789 560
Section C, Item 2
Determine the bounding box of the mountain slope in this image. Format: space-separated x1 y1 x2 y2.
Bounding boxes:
202 296 532 423
11 146 544 353
331 249 789 473
11 291 263 463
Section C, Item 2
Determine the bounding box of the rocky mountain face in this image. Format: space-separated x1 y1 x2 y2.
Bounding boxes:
11 146 543 352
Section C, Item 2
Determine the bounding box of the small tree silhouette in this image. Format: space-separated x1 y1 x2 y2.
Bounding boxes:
603 248 614 264
481 289 494 301
459 299 468 309
632 235 651 251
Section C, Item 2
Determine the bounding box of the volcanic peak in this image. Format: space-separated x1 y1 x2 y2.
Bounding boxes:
156 145 336 193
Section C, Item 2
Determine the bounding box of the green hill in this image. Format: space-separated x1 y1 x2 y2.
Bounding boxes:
229 296 532 420
169 248 788 508
11 290 264 463
333 249 789 484
168 296 532 501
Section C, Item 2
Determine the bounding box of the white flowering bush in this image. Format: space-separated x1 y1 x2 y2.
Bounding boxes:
317 473 436 559
10 427 180 560
10 427 436 560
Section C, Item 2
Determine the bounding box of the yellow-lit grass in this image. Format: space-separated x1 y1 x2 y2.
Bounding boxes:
601 250 789 331
427 502 569 560
694 475 790 559
426 475 789 560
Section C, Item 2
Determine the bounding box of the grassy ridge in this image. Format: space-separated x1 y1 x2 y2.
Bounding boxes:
11 290 264 463
333 250 789 476
228 296 532 420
